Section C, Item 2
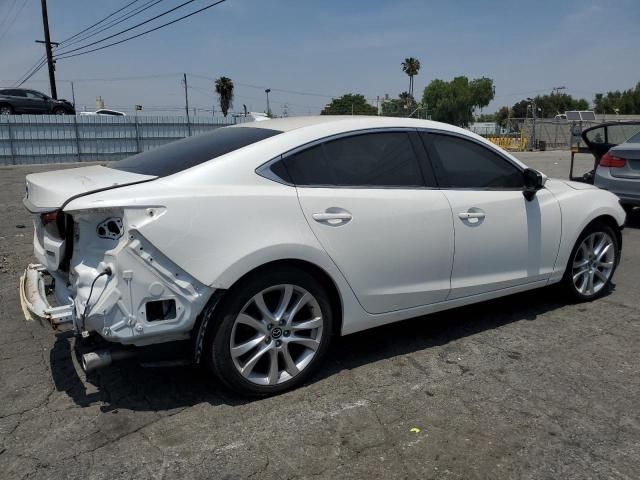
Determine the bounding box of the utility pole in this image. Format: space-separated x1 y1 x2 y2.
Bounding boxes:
183 73 191 135
39 0 57 99
183 73 190 118
264 88 271 117
70 81 76 107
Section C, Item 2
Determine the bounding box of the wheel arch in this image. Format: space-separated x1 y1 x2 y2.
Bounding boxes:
584 214 623 255
191 258 345 363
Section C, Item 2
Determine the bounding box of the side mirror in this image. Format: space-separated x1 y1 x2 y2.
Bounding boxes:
523 168 544 201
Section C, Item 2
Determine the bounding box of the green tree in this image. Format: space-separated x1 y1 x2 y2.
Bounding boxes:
401 57 421 107
421 76 495 127
594 83 640 114
320 94 377 115
495 106 510 128
214 76 234 117
381 92 415 117
510 93 590 119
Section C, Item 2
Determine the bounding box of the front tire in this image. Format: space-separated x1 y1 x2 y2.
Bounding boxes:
0 104 14 115
52 107 68 115
562 222 619 301
206 267 333 396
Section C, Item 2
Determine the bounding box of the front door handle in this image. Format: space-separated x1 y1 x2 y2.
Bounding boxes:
312 212 352 221
458 212 486 220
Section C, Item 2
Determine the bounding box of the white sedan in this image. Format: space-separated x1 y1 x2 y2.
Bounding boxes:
21 116 625 396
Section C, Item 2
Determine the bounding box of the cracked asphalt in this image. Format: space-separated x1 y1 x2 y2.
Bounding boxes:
1 152 639 479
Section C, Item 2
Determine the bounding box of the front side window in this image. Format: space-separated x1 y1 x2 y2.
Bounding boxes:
280 131 425 188
424 133 523 189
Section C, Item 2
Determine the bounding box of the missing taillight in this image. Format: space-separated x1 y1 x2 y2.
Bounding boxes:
40 210 65 239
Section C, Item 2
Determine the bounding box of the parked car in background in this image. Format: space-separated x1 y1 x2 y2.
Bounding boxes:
21 116 625 396
79 109 126 116
0 88 75 115
582 121 640 212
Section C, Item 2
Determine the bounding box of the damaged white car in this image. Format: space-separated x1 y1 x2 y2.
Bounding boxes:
21 116 625 396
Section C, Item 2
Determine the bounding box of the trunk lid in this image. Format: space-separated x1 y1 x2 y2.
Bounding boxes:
608 145 640 179
24 165 155 212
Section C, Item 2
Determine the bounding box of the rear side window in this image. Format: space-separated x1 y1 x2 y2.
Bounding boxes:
281 132 425 187
424 133 523 189
109 126 282 177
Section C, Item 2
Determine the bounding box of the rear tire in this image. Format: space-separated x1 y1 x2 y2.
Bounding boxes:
561 221 619 301
52 107 67 115
205 267 333 397
0 104 13 115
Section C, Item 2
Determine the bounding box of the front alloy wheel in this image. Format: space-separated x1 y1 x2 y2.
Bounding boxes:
206 267 333 396
571 232 615 296
564 222 619 300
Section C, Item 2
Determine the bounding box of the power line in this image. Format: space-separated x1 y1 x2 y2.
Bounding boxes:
15 58 48 87
11 0 155 87
57 0 165 50
0 0 19 33
0 0 28 43
57 0 143 45
188 72 337 99
54 0 207 58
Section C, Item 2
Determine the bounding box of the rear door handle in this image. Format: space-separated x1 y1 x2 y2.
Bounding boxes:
458 212 486 219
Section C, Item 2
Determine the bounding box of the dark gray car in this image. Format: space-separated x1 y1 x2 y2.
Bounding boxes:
583 122 640 212
0 88 75 115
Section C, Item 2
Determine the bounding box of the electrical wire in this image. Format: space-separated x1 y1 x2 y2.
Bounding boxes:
56 0 165 51
57 0 143 45
54 0 227 60
82 268 112 331
15 58 48 87
54 0 207 58
0 0 28 43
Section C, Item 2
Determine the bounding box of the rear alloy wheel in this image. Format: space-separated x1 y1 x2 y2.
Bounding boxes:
563 223 618 300
53 107 67 115
207 268 333 396
0 104 13 115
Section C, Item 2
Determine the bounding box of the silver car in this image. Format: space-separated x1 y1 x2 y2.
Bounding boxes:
583 122 640 212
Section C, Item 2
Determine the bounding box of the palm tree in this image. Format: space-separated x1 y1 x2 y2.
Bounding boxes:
214 76 234 117
401 57 421 108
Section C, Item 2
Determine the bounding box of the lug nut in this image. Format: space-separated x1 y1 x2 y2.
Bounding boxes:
265 337 271 344
267 324 273 330
284 331 290 337
279 319 286 326
276 340 282 347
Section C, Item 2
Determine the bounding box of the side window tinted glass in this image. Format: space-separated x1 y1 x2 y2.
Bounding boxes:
426 133 523 188
284 145 332 185
323 132 423 187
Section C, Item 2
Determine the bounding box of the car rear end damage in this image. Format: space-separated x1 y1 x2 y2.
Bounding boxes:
21 167 215 370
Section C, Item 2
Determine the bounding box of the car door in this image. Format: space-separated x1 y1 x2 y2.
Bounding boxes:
420 131 561 299
277 130 454 314
5 89 29 113
24 90 50 113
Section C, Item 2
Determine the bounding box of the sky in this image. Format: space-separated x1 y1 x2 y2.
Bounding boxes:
0 0 638 117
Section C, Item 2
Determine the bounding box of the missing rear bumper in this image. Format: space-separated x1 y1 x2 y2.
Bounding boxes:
20 264 74 327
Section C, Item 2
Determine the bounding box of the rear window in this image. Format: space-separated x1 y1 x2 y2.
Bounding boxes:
108 126 282 177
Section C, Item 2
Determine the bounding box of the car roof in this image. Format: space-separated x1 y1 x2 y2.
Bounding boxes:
235 115 468 135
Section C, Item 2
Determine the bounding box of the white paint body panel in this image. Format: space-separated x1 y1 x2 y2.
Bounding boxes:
444 188 562 298
296 187 454 313
22 116 626 345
